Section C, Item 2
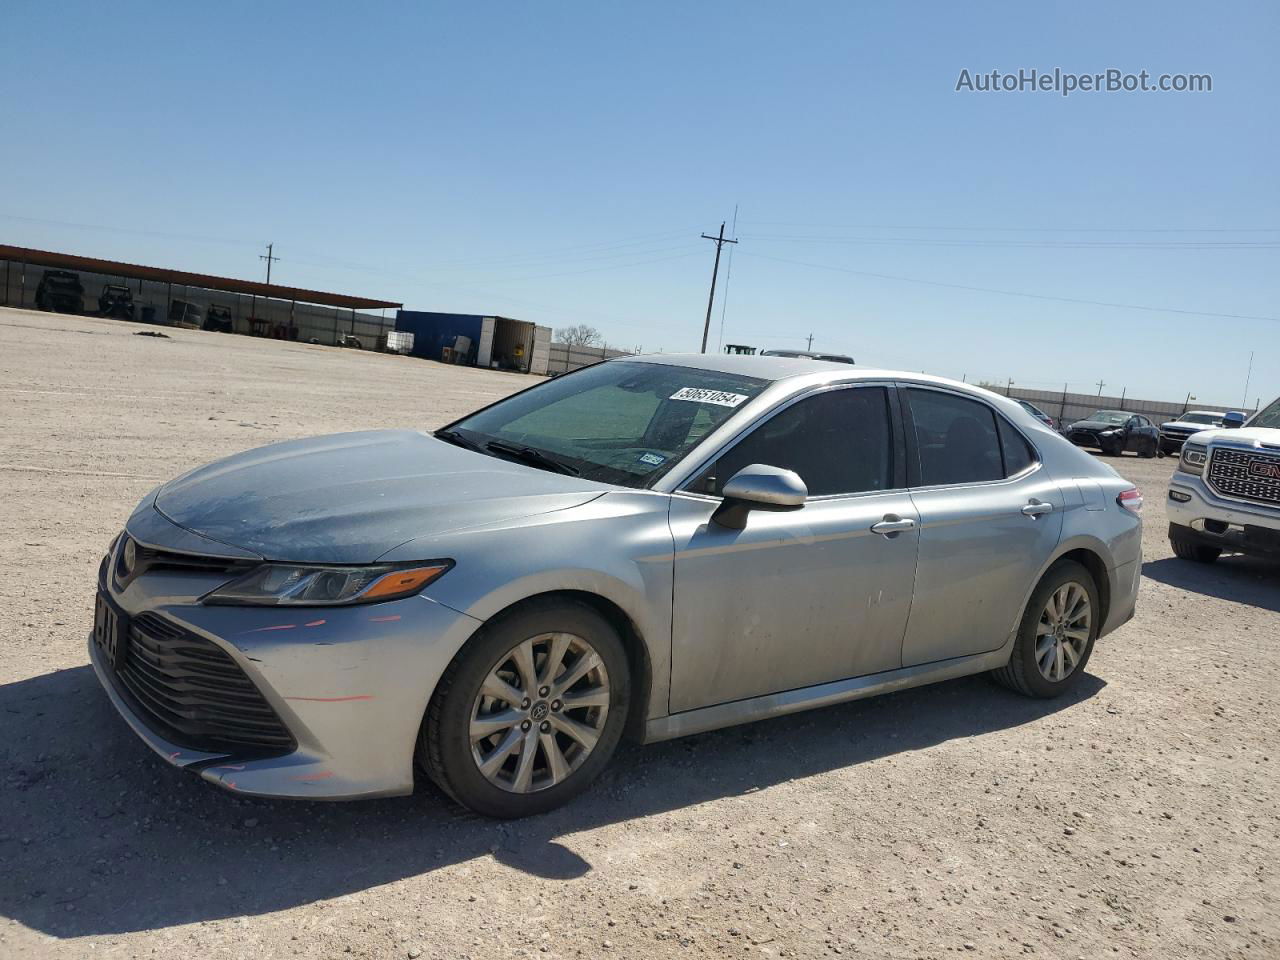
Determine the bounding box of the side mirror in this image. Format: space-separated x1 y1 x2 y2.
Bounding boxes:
1223 411 1246 429
711 464 807 529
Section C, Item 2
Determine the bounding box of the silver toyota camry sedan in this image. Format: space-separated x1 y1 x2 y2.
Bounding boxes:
90 355 1143 817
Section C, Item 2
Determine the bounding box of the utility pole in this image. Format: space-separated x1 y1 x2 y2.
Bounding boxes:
260 243 280 285
699 223 737 353
1006 377 1013 397
1095 379 1106 397
806 333 815 351
1183 391 1195 415
1242 351 1254 410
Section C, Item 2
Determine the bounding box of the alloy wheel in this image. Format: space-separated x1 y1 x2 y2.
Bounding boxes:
1035 581 1092 682
469 632 610 794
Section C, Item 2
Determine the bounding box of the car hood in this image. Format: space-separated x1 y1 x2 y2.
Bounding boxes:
152 429 612 563
1185 426 1280 448
1068 420 1123 431
1160 420 1215 432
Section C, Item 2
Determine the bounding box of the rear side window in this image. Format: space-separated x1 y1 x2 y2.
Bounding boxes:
906 389 1003 485
697 387 894 497
997 417 1036 475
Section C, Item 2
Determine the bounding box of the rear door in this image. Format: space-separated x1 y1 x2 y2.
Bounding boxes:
668 384 920 712
899 386 1064 666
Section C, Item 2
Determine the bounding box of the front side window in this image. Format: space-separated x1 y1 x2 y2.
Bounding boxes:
445 361 769 487
693 387 894 497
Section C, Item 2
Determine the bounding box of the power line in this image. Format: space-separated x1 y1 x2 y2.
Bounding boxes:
699 223 738 353
736 250 1280 324
736 220 1280 233
738 234 1280 250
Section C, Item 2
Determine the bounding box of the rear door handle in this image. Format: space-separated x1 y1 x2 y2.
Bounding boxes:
871 515 916 537
1021 500 1054 518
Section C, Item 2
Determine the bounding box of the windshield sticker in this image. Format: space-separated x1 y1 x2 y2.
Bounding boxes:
669 387 749 407
638 452 667 466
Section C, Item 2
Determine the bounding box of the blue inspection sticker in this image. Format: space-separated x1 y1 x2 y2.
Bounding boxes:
638 452 667 466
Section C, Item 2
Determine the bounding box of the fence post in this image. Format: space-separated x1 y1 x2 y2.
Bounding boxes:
1059 383 1068 423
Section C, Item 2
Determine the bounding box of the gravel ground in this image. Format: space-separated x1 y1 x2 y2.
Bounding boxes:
1 308 1276 960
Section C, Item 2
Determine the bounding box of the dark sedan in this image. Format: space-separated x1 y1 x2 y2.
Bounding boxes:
1066 410 1158 458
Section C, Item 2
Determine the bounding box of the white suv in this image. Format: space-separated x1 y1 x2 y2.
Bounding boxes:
1167 396 1280 562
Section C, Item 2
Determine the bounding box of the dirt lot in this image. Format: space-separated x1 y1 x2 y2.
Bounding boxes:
1 308 1276 960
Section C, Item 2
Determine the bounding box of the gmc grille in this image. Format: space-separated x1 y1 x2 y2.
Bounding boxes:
1206 448 1280 506
116 613 294 755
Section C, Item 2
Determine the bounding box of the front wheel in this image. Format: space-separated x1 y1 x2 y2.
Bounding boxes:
419 599 630 818
1169 525 1221 564
991 560 1099 698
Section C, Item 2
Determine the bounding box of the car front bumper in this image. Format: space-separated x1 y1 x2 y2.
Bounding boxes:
1167 472 1280 557
1159 432 1195 450
90 542 483 800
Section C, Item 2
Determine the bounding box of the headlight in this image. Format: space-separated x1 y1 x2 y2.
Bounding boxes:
203 561 452 606
1100 429 1119 436
1178 443 1208 475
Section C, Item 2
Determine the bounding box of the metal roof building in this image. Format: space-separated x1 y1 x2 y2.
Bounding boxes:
1 244 401 345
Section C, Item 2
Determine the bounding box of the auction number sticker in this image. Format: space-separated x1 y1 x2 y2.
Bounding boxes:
669 387 749 407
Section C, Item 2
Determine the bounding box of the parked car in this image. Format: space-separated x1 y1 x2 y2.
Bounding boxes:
90 355 1142 817
202 303 234 333
759 349 854 364
1016 398 1056 431
34 270 85 314
98 284 136 321
1167 396 1280 563
1066 409 1159 457
1157 409 1226 456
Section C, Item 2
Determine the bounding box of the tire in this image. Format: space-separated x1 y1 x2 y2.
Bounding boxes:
418 598 630 818
1169 526 1221 564
991 559 1100 698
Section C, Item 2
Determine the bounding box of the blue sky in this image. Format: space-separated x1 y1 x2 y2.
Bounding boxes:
3 1 1276 404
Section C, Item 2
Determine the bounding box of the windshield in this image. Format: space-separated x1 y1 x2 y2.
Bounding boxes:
1086 410 1129 425
444 361 770 487
1251 397 1280 429
1178 412 1221 425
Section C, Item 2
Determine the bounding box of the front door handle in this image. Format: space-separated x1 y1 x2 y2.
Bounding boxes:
1021 500 1054 518
871 515 916 537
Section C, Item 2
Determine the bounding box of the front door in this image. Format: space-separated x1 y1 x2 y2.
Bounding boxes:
898 386 1065 666
667 384 920 713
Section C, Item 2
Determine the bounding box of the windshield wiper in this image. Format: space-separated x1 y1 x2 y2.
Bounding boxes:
434 428 482 451
484 440 581 476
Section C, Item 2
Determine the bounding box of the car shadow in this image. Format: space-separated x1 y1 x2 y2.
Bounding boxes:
0 662 1104 937
1143 555 1280 612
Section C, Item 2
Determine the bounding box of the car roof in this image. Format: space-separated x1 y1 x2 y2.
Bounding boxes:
616 353 1018 401
1179 409 1225 417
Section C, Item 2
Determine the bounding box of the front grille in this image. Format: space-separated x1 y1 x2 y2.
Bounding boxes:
1070 430 1099 446
115 538 254 587
115 612 294 755
1206 448 1280 505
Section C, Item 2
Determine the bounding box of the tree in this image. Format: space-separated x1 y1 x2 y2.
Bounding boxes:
556 324 603 348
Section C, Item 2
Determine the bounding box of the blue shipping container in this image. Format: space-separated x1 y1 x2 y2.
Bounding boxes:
394 311 486 363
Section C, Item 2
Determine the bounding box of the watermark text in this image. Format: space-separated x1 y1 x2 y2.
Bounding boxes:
955 68 1212 97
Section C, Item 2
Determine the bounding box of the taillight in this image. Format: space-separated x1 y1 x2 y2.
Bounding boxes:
1117 488 1143 513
